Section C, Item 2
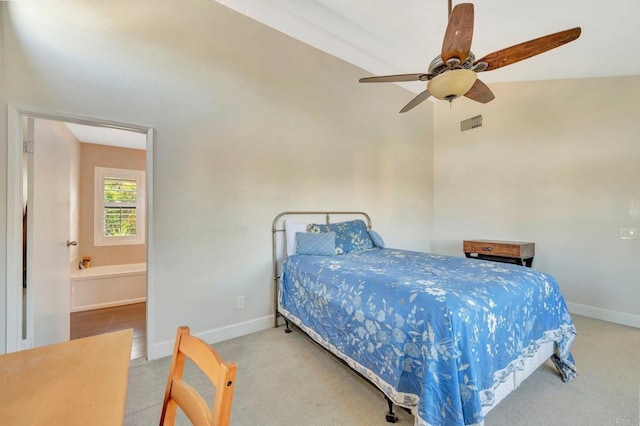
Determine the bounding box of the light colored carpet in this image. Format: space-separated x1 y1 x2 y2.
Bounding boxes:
125 315 639 425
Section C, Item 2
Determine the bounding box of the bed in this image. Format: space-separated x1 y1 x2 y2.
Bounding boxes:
272 212 577 426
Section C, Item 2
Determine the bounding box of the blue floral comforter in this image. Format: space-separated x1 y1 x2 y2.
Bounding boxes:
279 248 577 426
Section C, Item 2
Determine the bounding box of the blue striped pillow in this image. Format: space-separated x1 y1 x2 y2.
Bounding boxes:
368 229 385 248
295 232 336 256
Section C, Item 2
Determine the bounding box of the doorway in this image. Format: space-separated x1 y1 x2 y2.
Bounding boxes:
5 106 154 358
66 123 148 359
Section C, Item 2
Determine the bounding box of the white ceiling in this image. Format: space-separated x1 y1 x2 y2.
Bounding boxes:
65 123 146 150
60 1 640 143
215 0 640 93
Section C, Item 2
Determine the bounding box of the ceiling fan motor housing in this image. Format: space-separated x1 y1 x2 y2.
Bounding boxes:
428 52 475 76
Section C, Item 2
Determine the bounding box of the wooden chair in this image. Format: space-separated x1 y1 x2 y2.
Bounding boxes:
160 326 237 426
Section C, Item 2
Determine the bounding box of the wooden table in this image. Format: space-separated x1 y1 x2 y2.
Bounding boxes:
0 329 133 425
463 239 535 267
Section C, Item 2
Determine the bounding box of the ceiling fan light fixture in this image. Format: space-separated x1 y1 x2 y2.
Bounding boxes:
427 69 477 101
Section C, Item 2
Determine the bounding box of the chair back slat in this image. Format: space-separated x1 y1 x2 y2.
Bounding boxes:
169 379 211 426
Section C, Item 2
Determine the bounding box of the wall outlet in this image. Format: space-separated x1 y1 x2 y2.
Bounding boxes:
620 227 638 240
21 338 33 350
236 296 245 309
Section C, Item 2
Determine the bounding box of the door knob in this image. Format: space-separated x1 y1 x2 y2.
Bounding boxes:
66 240 78 247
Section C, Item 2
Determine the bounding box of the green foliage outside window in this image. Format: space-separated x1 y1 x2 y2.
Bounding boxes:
104 178 137 236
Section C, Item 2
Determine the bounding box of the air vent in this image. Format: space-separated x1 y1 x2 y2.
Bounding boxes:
460 115 482 132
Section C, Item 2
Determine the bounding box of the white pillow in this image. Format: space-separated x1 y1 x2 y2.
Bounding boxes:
285 220 309 257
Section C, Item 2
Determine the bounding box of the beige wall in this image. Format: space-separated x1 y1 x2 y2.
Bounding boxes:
79 143 147 267
1 0 434 356
434 76 640 324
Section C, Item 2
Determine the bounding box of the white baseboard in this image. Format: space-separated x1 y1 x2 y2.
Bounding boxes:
71 297 147 313
147 315 274 360
567 302 640 329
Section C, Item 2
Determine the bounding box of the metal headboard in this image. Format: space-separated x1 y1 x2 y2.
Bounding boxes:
271 211 372 328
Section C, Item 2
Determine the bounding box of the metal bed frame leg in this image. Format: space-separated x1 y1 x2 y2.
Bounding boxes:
284 319 292 334
385 396 398 423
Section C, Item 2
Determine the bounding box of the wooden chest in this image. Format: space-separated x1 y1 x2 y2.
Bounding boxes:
463 240 535 267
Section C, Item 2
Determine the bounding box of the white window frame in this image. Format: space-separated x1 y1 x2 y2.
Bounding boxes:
94 167 146 246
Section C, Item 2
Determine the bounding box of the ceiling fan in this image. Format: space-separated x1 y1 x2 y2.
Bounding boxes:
359 2 581 112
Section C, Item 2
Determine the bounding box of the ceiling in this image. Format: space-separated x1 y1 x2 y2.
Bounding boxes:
215 0 640 94
59 1 640 143
65 123 146 150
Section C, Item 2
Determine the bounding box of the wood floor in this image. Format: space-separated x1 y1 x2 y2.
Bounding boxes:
70 302 146 359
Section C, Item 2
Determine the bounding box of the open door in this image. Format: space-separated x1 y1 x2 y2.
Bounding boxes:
6 107 153 357
24 118 73 347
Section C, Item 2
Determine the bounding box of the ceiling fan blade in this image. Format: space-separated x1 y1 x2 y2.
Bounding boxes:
399 89 432 113
359 73 429 83
474 27 581 71
441 3 474 64
464 79 495 103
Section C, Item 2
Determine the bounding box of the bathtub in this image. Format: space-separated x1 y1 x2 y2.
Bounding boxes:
70 263 146 312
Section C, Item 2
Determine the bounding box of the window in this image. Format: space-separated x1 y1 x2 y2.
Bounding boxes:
94 167 145 246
